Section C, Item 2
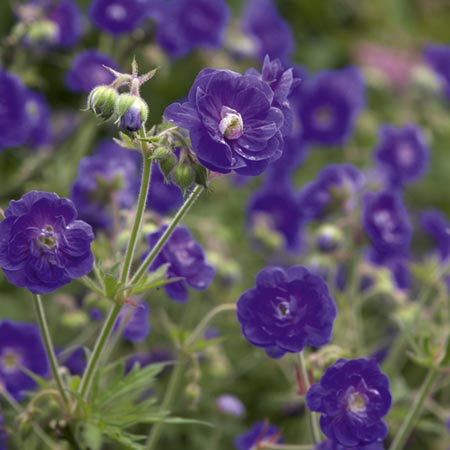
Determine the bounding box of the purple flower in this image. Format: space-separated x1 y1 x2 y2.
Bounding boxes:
421 209 450 262
0 70 28 151
147 163 183 215
316 440 385 450
71 140 139 232
59 347 86 376
423 44 450 98
306 358 391 447
143 225 215 302
47 0 83 47
154 0 229 58
24 88 52 149
236 266 337 358
247 179 304 252
0 321 49 400
89 0 150 35
66 50 118 93
0 191 94 294
234 421 282 450
296 68 365 146
240 0 294 63
374 125 429 186
164 68 284 176
298 164 365 221
216 394 245 417
115 301 151 343
362 191 412 255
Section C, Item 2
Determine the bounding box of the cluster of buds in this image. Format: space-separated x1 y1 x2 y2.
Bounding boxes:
87 59 156 133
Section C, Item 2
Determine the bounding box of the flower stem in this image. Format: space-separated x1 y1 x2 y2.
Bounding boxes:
0 389 56 449
31 293 70 408
129 184 204 286
184 303 236 349
145 359 186 450
119 128 152 286
388 367 440 450
297 352 321 444
75 301 123 409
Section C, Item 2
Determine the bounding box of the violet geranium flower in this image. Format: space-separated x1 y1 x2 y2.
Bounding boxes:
236 266 337 358
316 439 385 450
234 421 282 450
164 68 284 176
306 358 392 447
143 225 215 302
0 320 49 400
0 191 94 294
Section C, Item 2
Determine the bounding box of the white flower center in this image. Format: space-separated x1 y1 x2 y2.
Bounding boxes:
107 4 127 21
219 106 243 140
1 348 22 373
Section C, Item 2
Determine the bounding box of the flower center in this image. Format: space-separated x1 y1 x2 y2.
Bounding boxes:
38 225 57 250
396 142 415 167
1 348 22 374
347 390 367 414
106 3 127 21
219 106 244 140
313 106 334 129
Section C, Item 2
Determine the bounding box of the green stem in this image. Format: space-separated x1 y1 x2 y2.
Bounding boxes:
31 294 70 408
297 352 321 444
185 303 236 349
119 129 152 286
388 367 440 450
130 184 204 287
75 301 123 409
145 359 186 450
0 390 56 449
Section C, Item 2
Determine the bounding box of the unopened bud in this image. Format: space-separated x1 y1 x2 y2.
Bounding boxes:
159 154 178 181
27 20 58 45
115 94 148 132
315 224 343 253
87 85 118 120
172 164 195 194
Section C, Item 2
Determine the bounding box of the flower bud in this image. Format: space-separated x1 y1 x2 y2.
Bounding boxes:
27 20 58 45
115 94 148 132
172 164 195 194
315 224 343 253
158 154 178 181
87 85 119 120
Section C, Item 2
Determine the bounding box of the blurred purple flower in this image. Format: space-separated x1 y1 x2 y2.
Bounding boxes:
59 347 86 376
374 124 429 186
240 0 294 63
316 440 385 450
423 44 450 98
296 68 365 146
234 421 282 450
115 301 151 343
0 321 49 400
306 358 391 447
66 50 118 93
164 68 284 176
0 191 94 294
362 191 412 255
143 225 215 302
24 88 52 149
216 394 245 417
421 209 450 262
154 0 229 58
237 266 337 358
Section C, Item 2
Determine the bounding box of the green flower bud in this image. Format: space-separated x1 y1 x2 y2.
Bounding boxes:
27 20 58 45
115 94 148 132
172 164 195 194
315 224 343 253
159 154 178 181
87 85 119 120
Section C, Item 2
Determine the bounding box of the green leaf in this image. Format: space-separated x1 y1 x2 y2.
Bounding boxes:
439 332 450 367
77 422 103 450
187 336 225 353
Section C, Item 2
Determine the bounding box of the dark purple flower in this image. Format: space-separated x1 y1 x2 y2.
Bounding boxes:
306 358 391 447
47 0 83 47
66 50 118 93
0 70 28 151
71 140 139 232
234 421 282 450
154 0 229 58
374 124 429 186
144 225 215 302
147 163 183 215
0 414 7 450
237 266 337 358
89 0 150 35
59 347 86 376
164 68 284 176
246 55 301 136
421 210 450 262
0 191 94 294
316 439 385 450
216 394 245 417
362 191 412 255
296 68 365 146
24 88 52 149
298 164 365 221
247 179 304 252
115 301 151 343
423 44 450 98
0 320 49 400
240 0 294 63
